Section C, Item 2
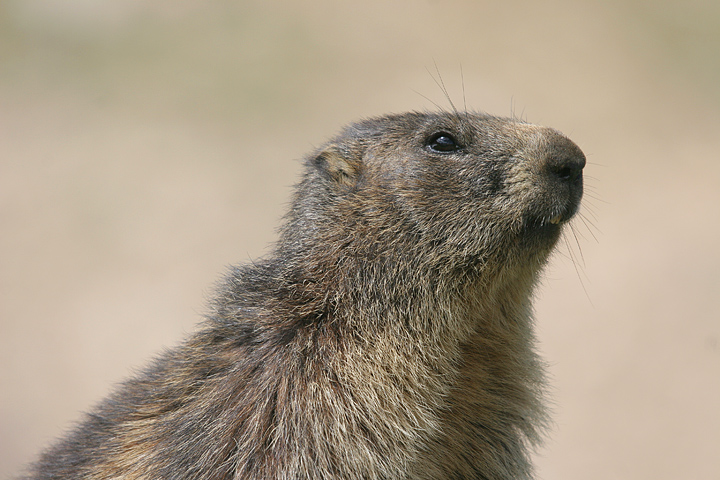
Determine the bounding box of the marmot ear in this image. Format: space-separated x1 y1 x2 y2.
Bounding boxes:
313 146 361 186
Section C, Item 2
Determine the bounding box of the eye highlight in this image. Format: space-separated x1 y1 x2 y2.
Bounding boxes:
426 132 461 153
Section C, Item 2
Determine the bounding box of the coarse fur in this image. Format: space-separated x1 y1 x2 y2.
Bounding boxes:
22 110 585 480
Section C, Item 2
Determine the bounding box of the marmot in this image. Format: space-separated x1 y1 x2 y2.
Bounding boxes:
23 111 585 480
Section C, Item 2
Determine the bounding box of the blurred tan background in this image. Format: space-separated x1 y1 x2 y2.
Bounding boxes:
2 0 719 478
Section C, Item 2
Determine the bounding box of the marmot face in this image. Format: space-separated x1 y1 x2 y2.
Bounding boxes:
309 111 585 272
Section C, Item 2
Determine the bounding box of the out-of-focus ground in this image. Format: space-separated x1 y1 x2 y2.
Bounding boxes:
1 1 719 478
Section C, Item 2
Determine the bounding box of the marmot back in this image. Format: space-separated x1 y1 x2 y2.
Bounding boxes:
23 111 585 480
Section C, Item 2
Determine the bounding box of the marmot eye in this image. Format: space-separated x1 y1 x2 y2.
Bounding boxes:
426 132 460 153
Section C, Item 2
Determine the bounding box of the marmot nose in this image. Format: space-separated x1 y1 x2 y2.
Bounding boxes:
543 138 586 186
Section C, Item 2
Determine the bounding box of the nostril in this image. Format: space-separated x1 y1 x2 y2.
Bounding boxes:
547 155 584 184
555 166 574 181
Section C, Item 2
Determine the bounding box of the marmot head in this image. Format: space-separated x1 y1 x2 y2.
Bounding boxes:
286 111 585 279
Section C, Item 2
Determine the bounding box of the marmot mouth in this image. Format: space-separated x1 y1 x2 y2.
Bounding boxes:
519 207 577 246
525 207 577 230
542 195 582 227
520 220 563 249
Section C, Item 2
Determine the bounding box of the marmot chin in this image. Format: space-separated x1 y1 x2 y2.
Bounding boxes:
24 111 585 480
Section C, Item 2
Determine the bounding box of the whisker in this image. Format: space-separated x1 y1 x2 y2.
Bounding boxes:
460 63 467 114
426 62 459 116
577 213 600 243
568 223 586 267
579 201 600 217
582 193 607 205
562 227 594 306
412 89 445 111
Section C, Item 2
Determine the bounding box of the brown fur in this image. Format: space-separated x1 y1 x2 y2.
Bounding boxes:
22 111 585 479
